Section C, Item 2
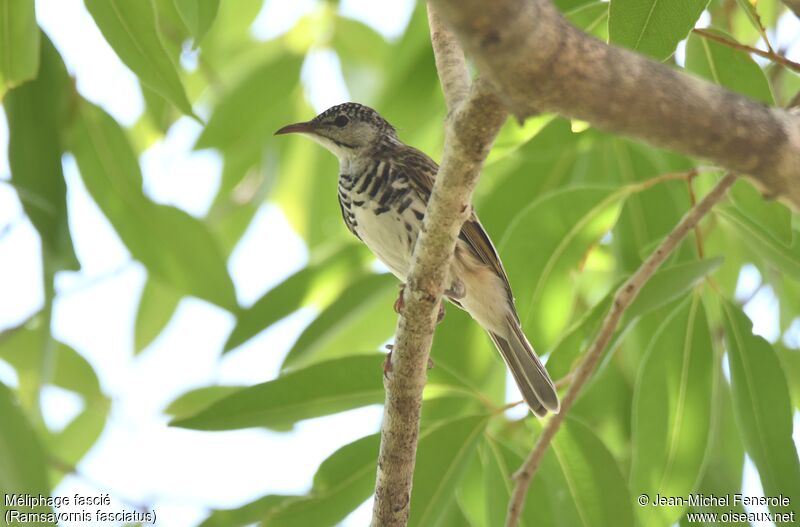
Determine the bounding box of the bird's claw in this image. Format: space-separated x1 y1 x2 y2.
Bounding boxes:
395 283 445 324
393 284 406 314
384 344 393 378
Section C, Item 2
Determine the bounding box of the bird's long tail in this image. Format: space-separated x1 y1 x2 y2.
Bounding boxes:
489 317 560 416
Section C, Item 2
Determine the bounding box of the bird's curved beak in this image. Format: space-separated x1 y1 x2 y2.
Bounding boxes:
274 121 315 135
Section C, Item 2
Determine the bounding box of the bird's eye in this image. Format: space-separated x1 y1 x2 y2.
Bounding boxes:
334 115 349 127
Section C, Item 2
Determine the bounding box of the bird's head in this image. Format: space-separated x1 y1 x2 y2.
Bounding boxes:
275 102 397 160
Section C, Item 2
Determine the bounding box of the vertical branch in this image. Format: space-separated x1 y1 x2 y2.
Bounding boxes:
370 6 507 526
426 2 470 110
505 173 738 527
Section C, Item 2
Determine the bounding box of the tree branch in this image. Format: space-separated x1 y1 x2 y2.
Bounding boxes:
505 172 737 526
783 0 800 17
426 2 470 110
430 0 800 210
692 28 800 74
370 9 507 525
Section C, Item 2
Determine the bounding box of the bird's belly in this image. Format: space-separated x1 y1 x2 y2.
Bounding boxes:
353 205 415 281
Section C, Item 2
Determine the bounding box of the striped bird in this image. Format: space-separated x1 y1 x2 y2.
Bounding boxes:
276 103 559 416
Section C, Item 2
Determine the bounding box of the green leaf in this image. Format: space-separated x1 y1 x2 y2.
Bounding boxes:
408 415 488 527
625 257 722 320
4 34 78 270
0 382 52 519
0 0 38 94
454 448 487 527
264 434 380 526
429 306 505 403
551 418 635 527
728 180 792 246
164 385 246 419
482 437 547 527
333 15 389 68
373 2 444 146
570 356 634 461
281 273 397 370
0 325 103 402
68 101 237 310
0 324 110 466
547 258 721 379
200 496 301 527
685 29 774 104
139 81 177 134
479 119 581 235
631 294 714 526
134 279 181 354
733 0 771 46
84 0 195 117
195 53 302 151
171 354 385 430
546 290 613 380
682 377 747 525
553 0 596 11
173 0 219 44
47 402 109 468
224 243 369 353
717 207 800 280
721 300 800 515
777 344 800 410
565 2 609 39
608 141 694 272
500 186 624 348
609 0 710 60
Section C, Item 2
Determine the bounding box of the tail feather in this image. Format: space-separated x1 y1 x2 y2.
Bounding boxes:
489 317 559 416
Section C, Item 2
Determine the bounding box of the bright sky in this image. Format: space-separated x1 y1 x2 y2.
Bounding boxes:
0 1 797 526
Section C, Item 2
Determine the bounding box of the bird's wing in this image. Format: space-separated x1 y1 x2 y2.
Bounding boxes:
398 147 516 306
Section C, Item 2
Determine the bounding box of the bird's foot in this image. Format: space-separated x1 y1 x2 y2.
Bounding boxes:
395 283 444 324
384 344 393 378
393 284 406 314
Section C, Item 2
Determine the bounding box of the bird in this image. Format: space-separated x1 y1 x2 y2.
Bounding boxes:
275 102 559 416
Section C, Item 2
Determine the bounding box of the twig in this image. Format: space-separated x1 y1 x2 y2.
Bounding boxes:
505 173 737 526
553 371 575 390
370 6 507 525
692 28 800 74
686 171 705 259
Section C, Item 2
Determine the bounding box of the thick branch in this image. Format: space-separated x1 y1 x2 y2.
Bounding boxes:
431 0 800 210
370 28 508 527
783 0 800 17
505 173 737 526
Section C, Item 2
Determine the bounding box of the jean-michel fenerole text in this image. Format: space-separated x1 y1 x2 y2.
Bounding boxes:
651 493 791 508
